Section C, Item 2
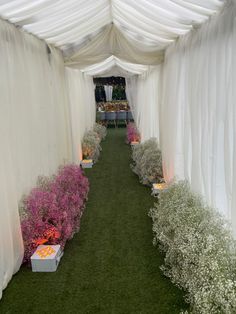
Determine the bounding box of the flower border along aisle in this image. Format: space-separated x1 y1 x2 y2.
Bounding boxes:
82 123 107 163
93 122 107 141
131 138 163 186
20 164 89 263
20 124 107 264
149 181 236 314
126 122 140 144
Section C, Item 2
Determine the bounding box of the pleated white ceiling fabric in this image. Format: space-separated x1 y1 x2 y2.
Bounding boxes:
81 55 150 77
64 24 165 68
0 0 225 67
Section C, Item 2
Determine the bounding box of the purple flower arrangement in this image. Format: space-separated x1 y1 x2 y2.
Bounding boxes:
20 164 89 263
126 122 140 144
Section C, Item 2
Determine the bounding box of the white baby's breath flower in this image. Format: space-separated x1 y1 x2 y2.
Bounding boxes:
149 180 236 313
131 138 163 186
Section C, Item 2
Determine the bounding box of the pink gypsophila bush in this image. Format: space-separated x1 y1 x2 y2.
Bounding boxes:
20 164 89 263
50 164 89 237
126 122 140 143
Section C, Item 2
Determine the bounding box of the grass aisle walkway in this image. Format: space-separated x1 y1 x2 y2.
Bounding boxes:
0 128 187 314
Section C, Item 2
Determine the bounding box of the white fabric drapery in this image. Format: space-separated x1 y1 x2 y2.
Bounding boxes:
0 0 224 67
0 19 73 299
126 66 162 142
64 25 164 67
104 85 113 102
0 135 23 300
65 68 96 162
161 0 236 231
81 55 150 76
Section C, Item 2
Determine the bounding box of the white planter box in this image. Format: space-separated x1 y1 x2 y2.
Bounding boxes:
31 245 63 272
81 159 93 168
152 183 168 196
130 141 139 146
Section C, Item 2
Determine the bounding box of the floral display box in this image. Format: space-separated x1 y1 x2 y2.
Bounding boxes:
130 141 140 146
81 159 93 168
152 183 168 196
31 245 63 272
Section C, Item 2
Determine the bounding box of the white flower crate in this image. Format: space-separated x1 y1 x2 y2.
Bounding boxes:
130 141 139 146
81 159 93 168
152 183 168 196
31 245 63 272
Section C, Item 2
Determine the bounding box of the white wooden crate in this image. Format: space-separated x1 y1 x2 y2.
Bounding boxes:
81 159 93 168
31 245 63 272
130 141 139 146
152 183 168 196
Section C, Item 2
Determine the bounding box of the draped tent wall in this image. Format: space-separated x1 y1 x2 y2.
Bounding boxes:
127 66 162 142
125 76 138 120
0 0 224 69
0 19 73 299
65 68 96 162
0 137 23 300
104 85 113 102
161 0 236 231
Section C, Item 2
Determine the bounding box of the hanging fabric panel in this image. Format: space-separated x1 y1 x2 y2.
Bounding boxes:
104 85 113 101
161 0 236 232
65 68 96 162
0 19 72 299
126 66 162 142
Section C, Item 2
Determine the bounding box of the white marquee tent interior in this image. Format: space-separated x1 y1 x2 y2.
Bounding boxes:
0 0 236 300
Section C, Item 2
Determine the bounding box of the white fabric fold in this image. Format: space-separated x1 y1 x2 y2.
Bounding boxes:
126 66 162 142
64 25 164 67
65 68 96 162
0 18 73 299
81 55 150 76
160 0 236 233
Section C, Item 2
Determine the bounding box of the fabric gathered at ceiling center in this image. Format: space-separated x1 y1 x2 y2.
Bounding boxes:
0 0 225 71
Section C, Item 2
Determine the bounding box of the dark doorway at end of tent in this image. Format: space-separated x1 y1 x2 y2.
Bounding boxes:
94 77 132 128
94 76 126 102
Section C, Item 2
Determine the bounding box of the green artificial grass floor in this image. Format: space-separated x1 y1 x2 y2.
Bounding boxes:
0 128 188 314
